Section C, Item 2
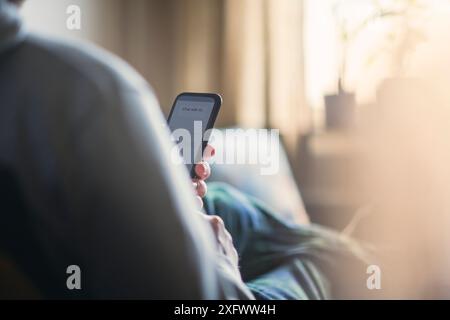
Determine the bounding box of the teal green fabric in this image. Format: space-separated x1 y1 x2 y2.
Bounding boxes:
204 182 371 300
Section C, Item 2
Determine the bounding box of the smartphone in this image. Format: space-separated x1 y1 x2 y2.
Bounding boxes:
167 92 222 178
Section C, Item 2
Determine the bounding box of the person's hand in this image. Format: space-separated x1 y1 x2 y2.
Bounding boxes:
201 214 240 273
192 144 215 208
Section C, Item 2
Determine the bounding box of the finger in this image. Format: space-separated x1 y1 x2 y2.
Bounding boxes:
205 215 230 254
224 229 233 242
203 144 216 160
192 177 207 196
194 179 207 197
209 215 224 235
195 195 203 208
195 161 211 180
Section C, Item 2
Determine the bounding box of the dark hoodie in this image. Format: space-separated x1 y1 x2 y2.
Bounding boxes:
0 0 252 299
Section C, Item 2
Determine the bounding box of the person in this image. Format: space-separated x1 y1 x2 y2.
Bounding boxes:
0 0 368 299
0 0 253 299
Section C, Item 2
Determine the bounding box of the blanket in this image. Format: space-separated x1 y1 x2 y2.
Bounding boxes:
204 182 372 300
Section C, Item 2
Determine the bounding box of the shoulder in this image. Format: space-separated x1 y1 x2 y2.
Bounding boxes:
19 33 150 96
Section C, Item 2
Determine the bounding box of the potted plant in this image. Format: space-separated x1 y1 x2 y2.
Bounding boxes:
325 0 429 129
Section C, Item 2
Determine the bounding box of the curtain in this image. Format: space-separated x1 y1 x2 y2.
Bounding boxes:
168 0 310 149
23 0 311 147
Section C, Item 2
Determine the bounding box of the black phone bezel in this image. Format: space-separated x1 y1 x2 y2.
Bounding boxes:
167 92 222 178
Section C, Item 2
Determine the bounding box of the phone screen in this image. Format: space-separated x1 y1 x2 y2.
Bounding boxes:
167 93 220 176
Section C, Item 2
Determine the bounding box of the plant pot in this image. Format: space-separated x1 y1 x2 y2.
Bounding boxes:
324 90 356 130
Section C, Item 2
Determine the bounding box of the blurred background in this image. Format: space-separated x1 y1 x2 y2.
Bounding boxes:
20 0 450 298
